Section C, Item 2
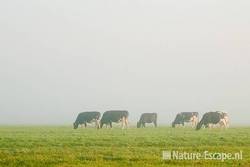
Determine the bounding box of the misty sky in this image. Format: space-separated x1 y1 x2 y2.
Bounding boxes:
0 0 250 125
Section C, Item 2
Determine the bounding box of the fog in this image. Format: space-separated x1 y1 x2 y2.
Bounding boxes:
0 0 249 125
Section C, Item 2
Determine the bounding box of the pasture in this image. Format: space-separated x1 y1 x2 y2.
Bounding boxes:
0 126 249 167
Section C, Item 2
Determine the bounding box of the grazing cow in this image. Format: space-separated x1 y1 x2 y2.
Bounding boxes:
196 111 226 130
137 113 157 128
73 111 101 129
100 110 129 129
172 112 199 128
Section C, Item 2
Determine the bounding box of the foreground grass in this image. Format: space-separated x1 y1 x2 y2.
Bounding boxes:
0 126 249 166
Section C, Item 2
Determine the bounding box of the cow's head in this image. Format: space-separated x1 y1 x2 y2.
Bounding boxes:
73 122 78 129
137 122 141 128
196 121 202 130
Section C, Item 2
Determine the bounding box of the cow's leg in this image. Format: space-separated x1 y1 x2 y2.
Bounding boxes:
195 117 199 127
205 124 209 128
222 119 226 128
103 124 107 128
109 122 112 128
125 118 128 129
192 116 197 128
191 121 194 128
84 123 87 128
224 117 229 128
94 119 97 127
226 120 229 128
122 117 128 129
219 119 226 128
209 124 215 129
209 124 212 128
121 117 125 129
121 117 128 129
95 119 99 129
95 119 97 128
218 119 223 128
190 116 194 128
208 124 212 128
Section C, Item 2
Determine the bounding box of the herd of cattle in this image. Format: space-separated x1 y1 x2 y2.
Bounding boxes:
73 110 229 130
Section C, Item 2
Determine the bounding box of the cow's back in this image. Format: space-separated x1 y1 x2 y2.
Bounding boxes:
181 112 198 121
76 111 100 123
202 112 221 124
140 113 157 123
101 110 129 123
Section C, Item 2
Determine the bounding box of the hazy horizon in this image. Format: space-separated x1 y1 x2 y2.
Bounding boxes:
0 0 250 126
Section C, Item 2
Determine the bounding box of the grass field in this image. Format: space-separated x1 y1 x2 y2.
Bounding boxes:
0 126 249 167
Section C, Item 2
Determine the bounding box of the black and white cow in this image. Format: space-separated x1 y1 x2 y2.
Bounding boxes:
73 111 101 129
196 111 228 130
137 113 157 128
100 110 129 129
172 112 199 128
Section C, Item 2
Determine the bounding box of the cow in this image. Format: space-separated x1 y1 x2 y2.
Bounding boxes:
73 111 101 129
196 111 226 130
100 110 129 129
137 113 157 128
172 112 199 128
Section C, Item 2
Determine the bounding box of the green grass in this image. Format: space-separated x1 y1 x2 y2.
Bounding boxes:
0 126 249 166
